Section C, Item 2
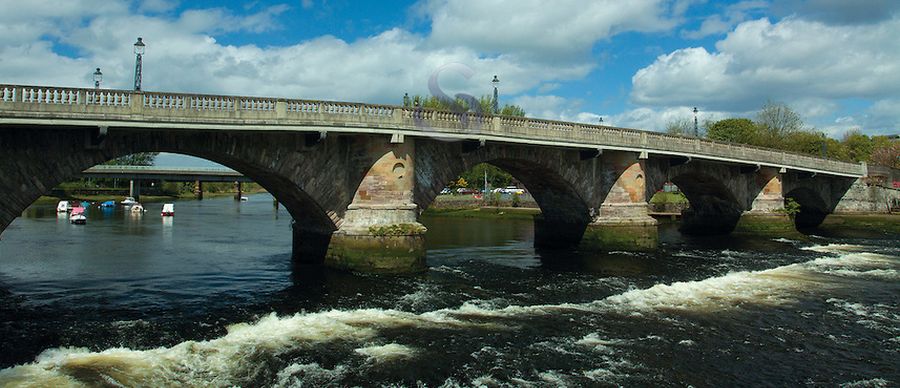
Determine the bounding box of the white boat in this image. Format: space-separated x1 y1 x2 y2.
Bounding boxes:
161 203 175 216
56 200 70 213
121 197 138 205
131 203 145 213
240 196 249 201
69 207 86 224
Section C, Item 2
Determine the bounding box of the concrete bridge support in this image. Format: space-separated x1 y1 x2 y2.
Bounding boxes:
129 179 141 201
194 180 203 200
734 169 794 234
324 140 426 273
582 152 658 251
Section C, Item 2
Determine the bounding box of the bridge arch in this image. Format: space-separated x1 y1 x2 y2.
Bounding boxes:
668 171 745 235
415 140 593 248
0 127 354 244
783 187 829 228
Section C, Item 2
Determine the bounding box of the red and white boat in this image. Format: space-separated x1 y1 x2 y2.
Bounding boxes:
161 203 175 216
69 206 86 224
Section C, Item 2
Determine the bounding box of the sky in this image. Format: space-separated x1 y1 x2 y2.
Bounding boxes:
1 0 898 166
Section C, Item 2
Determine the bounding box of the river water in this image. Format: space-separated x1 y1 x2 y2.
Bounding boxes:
0 194 897 387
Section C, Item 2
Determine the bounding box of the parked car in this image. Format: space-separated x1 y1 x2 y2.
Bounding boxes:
440 187 452 195
504 186 526 195
492 186 526 194
456 188 479 194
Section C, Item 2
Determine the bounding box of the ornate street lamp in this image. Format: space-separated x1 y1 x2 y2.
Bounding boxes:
133 37 145 91
491 75 500 114
692 107 699 137
93 68 102 89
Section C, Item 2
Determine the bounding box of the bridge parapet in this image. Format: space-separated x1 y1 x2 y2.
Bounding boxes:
0 84 864 177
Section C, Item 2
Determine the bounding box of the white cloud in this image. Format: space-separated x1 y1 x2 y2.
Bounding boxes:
421 0 685 60
632 17 900 132
0 1 594 104
682 0 767 39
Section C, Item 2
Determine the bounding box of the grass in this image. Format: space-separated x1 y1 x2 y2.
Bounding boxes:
423 207 541 220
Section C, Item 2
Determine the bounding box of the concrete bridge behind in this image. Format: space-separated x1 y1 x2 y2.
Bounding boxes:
1 84 894 272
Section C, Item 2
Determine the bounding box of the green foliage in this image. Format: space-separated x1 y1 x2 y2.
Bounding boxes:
458 163 513 190
841 129 874 162
707 118 758 144
407 94 525 117
486 191 502 207
649 191 689 204
499 104 526 116
781 130 827 155
511 192 522 208
702 101 895 167
105 152 158 166
368 223 426 236
777 197 802 218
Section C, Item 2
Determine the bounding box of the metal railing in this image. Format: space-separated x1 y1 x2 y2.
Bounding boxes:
0 84 865 177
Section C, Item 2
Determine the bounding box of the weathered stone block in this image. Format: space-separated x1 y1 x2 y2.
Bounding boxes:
580 224 658 252
325 233 426 273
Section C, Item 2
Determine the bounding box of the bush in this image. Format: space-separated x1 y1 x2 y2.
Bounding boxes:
368 223 426 236
511 193 522 207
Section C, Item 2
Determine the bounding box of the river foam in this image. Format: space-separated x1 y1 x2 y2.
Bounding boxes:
1 244 895 386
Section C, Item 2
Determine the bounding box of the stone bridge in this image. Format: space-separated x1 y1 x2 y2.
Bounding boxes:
0 84 892 272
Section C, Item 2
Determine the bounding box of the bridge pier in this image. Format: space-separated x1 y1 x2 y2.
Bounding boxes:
194 180 203 200
734 169 795 235
234 181 243 201
582 152 658 251
324 140 426 273
129 179 141 201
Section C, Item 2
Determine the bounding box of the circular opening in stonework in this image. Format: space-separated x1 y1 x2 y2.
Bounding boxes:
392 162 405 179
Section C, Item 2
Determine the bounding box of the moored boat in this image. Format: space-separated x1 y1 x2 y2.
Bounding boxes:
100 200 115 208
161 203 175 216
131 203 145 213
56 201 70 213
121 197 138 205
69 206 86 224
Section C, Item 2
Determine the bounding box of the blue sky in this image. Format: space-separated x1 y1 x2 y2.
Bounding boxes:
1 0 898 166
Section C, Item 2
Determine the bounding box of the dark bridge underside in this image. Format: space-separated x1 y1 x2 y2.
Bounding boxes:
0 126 341 236
671 173 745 235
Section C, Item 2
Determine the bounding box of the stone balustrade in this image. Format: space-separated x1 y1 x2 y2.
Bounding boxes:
0 84 865 176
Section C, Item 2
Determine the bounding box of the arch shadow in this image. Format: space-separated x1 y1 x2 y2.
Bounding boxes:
670 172 744 235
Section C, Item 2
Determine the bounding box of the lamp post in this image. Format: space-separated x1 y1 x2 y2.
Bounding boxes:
692 107 699 137
133 37 145 91
93 68 102 89
491 75 500 114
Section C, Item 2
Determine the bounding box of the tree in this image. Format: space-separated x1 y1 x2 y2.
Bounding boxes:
408 94 525 117
105 152 158 166
841 129 874 162
781 130 827 156
459 163 513 190
869 139 900 168
707 118 758 144
665 118 694 136
499 104 526 116
755 101 803 147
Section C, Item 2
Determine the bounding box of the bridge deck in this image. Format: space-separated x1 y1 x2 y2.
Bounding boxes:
0 84 865 178
80 165 251 182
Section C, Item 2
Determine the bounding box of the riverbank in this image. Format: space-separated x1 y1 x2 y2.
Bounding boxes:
816 213 900 235
32 190 265 205
423 207 541 220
